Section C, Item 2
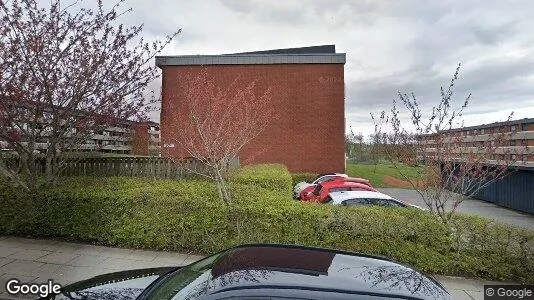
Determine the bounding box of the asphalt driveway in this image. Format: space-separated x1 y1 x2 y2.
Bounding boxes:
380 188 534 230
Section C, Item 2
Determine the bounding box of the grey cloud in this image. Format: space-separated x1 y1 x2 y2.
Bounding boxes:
471 21 518 45
222 1 308 25
51 0 534 134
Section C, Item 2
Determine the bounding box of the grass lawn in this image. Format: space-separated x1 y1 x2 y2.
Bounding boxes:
346 161 423 188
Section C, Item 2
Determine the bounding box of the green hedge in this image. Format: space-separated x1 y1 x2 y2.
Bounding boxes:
1 169 533 283
233 164 292 195
291 173 318 186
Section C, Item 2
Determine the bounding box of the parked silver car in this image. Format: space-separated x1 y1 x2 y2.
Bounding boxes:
327 190 424 210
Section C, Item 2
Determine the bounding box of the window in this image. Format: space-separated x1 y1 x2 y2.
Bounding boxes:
510 140 516 146
316 176 335 184
387 200 405 207
312 185 322 196
511 125 517 131
512 154 517 160
480 128 485 134
342 198 405 207
521 123 528 131
374 199 404 207
374 199 389 207
342 198 374 206
330 187 351 193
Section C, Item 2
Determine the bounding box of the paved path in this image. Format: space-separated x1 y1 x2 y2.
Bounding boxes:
0 236 512 299
0 236 203 299
380 188 534 230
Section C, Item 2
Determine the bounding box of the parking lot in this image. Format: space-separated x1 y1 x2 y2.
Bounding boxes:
380 188 534 230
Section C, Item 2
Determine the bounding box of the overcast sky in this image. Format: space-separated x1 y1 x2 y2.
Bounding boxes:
118 0 534 136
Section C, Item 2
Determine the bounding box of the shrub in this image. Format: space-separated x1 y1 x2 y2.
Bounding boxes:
291 173 317 186
0 174 533 283
233 164 292 195
448 213 534 281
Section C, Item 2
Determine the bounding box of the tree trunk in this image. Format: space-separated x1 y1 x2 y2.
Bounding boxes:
45 148 53 185
214 166 231 205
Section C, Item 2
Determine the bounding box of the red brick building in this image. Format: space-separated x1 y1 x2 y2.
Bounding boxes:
156 45 346 173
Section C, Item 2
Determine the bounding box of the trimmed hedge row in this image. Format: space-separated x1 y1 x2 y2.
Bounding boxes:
233 164 292 195
0 168 533 283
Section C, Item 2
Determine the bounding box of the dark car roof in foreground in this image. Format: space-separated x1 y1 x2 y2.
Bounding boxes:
140 244 451 300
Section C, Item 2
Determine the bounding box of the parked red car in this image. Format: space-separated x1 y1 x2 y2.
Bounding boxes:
300 180 378 203
298 177 373 201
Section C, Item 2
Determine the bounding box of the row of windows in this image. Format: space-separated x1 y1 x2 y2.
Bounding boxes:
464 123 530 135
85 140 128 146
470 140 529 147
422 153 532 161
492 154 530 161
425 137 532 147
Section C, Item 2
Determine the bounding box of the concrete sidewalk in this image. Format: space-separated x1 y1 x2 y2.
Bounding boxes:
0 236 203 299
0 236 508 299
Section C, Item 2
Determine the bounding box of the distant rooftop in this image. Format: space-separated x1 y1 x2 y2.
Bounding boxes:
156 44 345 67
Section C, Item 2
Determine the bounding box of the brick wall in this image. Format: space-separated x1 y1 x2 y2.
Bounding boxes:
160 64 345 173
132 122 149 156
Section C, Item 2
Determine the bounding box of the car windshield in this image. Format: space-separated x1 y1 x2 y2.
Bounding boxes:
313 184 322 195
144 251 224 299
314 176 332 184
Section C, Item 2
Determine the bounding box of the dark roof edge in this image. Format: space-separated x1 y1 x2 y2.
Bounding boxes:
229 45 336 55
155 53 346 67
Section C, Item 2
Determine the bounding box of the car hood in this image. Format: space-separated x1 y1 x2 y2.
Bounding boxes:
45 267 176 300
144 245 451 300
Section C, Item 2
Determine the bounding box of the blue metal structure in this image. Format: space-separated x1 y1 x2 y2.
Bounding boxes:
473 168 534 214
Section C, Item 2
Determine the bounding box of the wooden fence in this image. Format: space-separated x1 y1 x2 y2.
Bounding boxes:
3 156 240 179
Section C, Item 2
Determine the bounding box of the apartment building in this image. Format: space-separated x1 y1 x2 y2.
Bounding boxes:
86 120 160 155
0 119 160 156
420 118 534 165
418 118 534 214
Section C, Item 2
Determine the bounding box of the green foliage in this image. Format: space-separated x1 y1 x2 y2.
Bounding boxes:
1 168 533 283
447 213 534 281
233 164 292 195
291 173 317 186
